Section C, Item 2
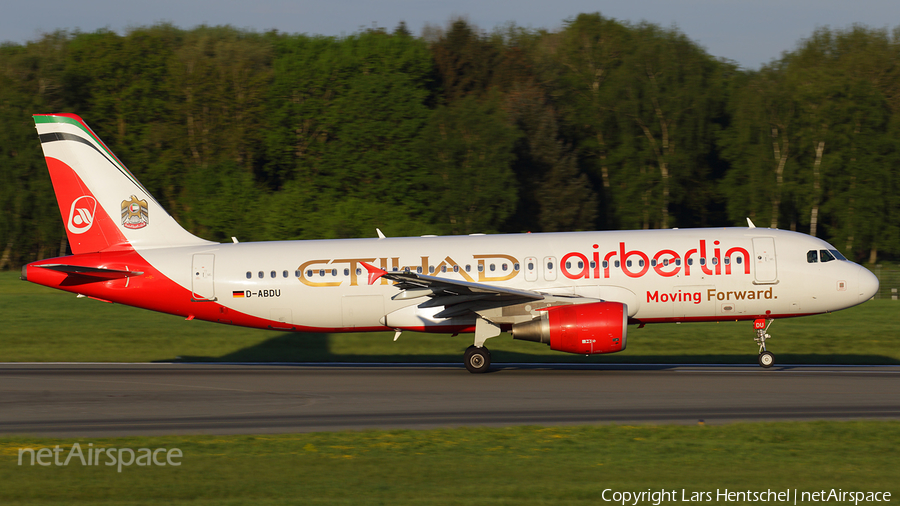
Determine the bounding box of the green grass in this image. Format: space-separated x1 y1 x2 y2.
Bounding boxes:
2 271 899 364
1 422 898 505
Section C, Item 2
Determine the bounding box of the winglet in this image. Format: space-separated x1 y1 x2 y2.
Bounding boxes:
376 228 386 239
746 218 756 229
360 262 387 285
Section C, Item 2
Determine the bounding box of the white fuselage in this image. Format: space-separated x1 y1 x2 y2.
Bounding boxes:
138 227 877 332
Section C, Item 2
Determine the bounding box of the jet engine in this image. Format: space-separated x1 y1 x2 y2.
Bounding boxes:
511 301 628 354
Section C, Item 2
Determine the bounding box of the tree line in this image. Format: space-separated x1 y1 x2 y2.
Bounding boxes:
1 14 899 269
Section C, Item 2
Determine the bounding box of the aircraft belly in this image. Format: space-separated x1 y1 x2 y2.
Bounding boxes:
341 295 386 328
291 293 343 327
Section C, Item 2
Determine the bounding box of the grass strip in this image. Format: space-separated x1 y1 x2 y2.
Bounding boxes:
1 422 898 505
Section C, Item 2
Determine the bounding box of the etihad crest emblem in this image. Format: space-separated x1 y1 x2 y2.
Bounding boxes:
121 195 149 229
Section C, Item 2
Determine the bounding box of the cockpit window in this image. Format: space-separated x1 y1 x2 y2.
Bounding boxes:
810 249 848 263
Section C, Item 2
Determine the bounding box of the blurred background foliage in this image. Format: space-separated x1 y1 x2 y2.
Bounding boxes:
2 14 900 268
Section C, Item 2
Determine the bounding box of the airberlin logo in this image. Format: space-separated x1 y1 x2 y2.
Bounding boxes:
67 196 96 235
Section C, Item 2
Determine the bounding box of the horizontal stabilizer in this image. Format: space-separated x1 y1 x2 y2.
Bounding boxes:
36 264 143 279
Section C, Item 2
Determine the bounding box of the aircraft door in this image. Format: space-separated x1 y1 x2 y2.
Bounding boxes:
191 254 216 301
524 257 538 282
752 237 778 283
543 256 557 281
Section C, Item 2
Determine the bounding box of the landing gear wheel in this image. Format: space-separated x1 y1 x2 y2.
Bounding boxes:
758 351 775 368
464 345 491 374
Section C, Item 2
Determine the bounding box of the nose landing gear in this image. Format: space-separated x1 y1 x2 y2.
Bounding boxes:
754 318 775 368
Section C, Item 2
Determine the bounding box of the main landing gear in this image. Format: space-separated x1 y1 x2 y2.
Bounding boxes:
464 345 491 373
754 318 775 368
463 318 500 373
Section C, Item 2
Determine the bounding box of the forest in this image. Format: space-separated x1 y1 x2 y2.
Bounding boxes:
1 14 899 269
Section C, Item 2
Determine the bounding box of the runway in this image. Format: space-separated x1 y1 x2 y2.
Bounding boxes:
1 363 899 437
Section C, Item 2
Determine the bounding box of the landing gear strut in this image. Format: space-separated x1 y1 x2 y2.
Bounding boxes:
463 318 499 373
464 345 491 373
754 318 775 368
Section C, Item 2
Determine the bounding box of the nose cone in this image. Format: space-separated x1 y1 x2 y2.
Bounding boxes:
858 265 879 302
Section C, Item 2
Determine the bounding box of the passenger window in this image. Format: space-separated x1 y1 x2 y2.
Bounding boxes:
724 258 730 265
565 261 571 269
258 271 264 279
306 270 313 277
416 266 423 274
638 260 645 267
246 271 252 279
687 258 693 266
344 268 350 276
513 263 519 271
295 270 301 277
626 260 632 268
735 257 742 264
283 270 288 278
270 271 276 278
429 266 435 274
712 258 718 265
547 262 553 270
675 259 681 266
490 264 496 272
441 265 447 273
577 261 584 269
614 260 620 268
465 265 471 272
331 269 337 276
528 262 534 270
501 263 507 271
651 259 657 267
319 270 325 277
807 250 818 263
478 265 485 272
356 268 362 275
453 265 459 272
700 258 706 266
820 250 836 263
602 261 608 268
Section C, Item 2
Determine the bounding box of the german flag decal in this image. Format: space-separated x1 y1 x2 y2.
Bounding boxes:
232 291 245 298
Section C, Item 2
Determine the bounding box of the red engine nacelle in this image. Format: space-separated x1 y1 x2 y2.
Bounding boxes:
511 301 628 354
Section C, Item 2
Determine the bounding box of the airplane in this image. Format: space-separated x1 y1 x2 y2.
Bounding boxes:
21 113 880 372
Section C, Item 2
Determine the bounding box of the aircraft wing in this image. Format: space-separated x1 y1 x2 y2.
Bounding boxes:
361 262 545 318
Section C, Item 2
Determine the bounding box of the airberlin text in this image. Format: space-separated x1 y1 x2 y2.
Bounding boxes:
647 287 775 305
600 488 890 505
